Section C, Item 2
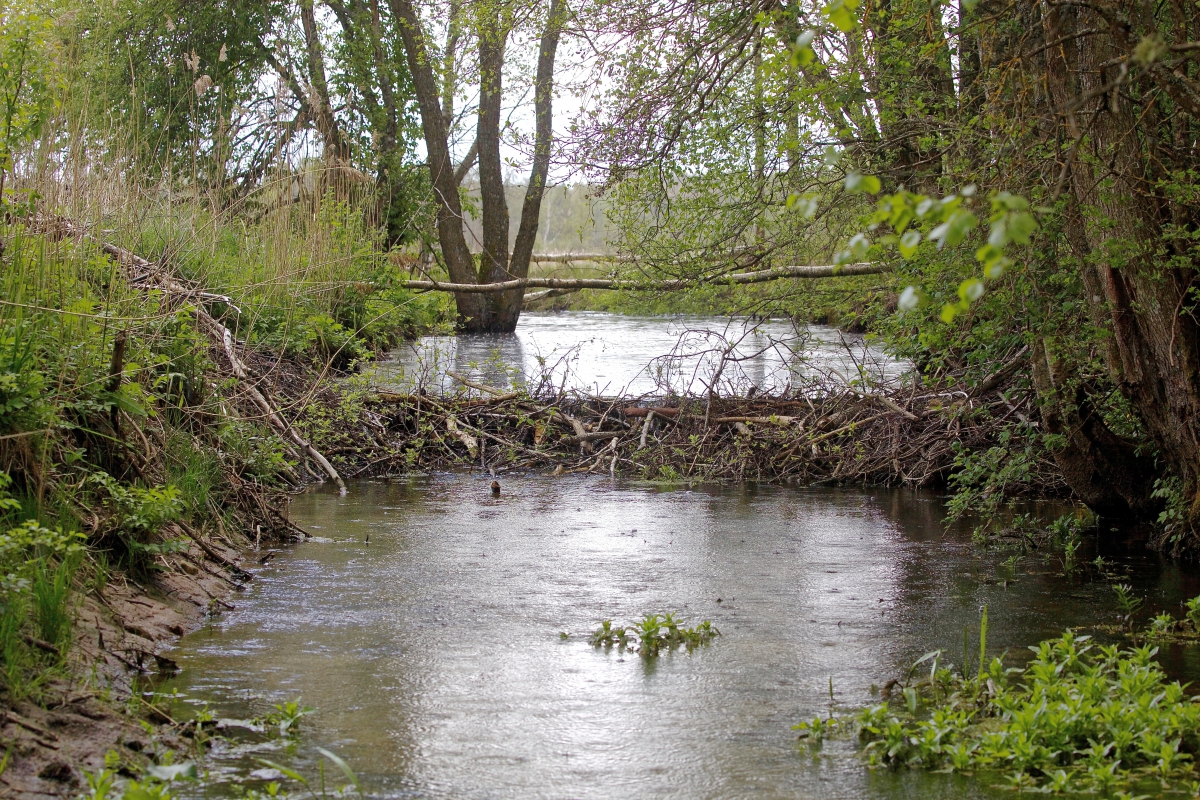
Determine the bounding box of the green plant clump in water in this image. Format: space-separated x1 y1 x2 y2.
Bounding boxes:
590 613 719 655
856 630 1200 794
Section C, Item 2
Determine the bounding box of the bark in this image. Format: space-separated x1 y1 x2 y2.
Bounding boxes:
397 261 890 292
389 0 490 329
1030 339 1158 519
493 0 566 332
299 0 350 166
1050 1 1200 531
391 0 565 333
477 16 511 289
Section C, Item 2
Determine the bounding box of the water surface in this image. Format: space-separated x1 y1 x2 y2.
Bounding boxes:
369 312 904 396
166 477 1200 799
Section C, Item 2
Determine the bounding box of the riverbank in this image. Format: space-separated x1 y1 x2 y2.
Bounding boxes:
0 224 1065 796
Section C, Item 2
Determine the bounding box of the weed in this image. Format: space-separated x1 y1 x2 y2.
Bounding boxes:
1187 595 1200 628
261 699 314 737
31 553 77 653
1113 583 1143 628
1148 612 1176 638
793 715 839 742
853 630 1200 793
589 613 719 656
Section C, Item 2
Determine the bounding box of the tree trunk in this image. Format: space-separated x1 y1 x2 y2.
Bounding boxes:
477 15 511 289
1048 2 1200 535
491 0 565 332
299 0 350 167
1030 339 1159 518
390 0 490 330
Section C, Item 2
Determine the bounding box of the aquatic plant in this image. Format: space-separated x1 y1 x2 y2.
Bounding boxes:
589 614 719 656
261 699 314 738
1113 583 1144 629
854 630 1200 794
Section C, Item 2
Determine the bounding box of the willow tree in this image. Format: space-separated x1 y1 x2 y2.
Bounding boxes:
390 0 566 332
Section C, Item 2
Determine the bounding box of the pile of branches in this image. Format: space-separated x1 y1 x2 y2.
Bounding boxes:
318 368 1065 494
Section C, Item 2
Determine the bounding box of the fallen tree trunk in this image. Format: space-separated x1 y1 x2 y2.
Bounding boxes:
399 262 890 294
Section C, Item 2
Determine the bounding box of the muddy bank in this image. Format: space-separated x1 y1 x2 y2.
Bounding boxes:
1 526 256 798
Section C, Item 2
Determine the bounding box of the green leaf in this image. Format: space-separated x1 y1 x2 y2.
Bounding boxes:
890 204 915 234
145 763 197 782
985 258 1010 279
944 210 978 247
988 219 1008 248
1007 212 1038 244
845 172 880 194
899 230 921 259
958 278 985 303
994 191 1028 211
976 243 1003 265
848 233 870 259
788 193 820 218
254 759 309 787
823 0 857 32
940 303 960 323
316 748 362 796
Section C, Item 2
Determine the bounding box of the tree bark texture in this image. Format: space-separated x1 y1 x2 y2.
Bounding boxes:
390 0 563 333
1041 1 1200 533
389 0 490 330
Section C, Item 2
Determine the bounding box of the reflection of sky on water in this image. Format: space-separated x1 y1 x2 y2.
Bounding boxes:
164 478 1199 800
369 311 906 396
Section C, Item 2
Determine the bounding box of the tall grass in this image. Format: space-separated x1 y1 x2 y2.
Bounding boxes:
32 554 77 652
0 0 455 705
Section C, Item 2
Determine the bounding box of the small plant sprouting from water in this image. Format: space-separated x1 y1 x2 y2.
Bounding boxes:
261 699 314 737
1187 595 1200 628
589 613 719 656
1113 583 1143 628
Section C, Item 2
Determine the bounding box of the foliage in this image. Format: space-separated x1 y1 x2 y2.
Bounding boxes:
590 613 719 656
0 0 59 206
855 631 1200 794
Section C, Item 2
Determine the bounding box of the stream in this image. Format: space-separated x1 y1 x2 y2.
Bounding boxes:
367 312 906 395
162 315 1200 799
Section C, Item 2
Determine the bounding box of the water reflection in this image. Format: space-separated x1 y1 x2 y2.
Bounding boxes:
370 312 905 396
165 478 1197 799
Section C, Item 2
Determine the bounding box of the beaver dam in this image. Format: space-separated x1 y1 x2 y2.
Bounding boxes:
274 314 1051 495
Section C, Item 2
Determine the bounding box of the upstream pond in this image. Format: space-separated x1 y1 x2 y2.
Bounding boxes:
165 477 1200 799
368 311 905 395
162 314 1200 798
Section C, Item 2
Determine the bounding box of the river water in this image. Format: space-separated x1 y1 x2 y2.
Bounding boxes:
166 477 1199 799
162 315 1200 798
368 312 905 396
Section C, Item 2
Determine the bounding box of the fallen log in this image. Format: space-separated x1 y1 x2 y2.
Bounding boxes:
399 262 890 294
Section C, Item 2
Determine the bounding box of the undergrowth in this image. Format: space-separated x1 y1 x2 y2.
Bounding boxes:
806 605 1200 795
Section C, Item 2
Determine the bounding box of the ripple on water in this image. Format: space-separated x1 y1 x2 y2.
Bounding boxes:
165 476 1199 799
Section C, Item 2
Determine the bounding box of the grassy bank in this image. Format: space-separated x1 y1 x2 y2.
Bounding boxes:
0 173 452 791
